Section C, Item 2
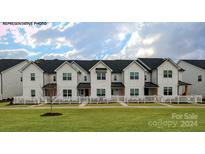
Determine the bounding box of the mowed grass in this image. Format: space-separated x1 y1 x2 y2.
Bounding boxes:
0 102 30 108
0 108 205 132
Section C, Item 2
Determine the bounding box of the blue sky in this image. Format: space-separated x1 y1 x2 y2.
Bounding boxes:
1 22 205 61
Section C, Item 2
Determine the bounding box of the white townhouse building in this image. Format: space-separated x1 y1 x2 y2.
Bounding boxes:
178 60 205 97
0 59 29 100
20 58 190 99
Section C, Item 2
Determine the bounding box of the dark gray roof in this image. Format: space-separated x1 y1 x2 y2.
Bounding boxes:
35 59 66 73
178 80 191 86
33 58 172 74
111 82 125 88
0 59 26 72
182 60 205 70
145 82 159 88
138 58 165 70
77 83 91 89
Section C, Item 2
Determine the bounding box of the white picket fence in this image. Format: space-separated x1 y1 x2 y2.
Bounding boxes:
13 95 203 104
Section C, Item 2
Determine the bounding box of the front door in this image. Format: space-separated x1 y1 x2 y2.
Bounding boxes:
85 89 89 96
144 88 149 95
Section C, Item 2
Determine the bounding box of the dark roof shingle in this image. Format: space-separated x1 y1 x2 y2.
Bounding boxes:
0 59 26 72
182 60 205 70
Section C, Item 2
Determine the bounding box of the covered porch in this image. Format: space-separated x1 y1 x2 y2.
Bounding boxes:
77 83 91 96
178 80 191 96
42 83 57 97
144 82 159 95
111 82 125 96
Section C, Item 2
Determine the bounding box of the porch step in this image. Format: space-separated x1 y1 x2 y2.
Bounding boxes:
118 101 128 107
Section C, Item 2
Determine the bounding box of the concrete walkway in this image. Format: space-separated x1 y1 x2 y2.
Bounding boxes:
118 101 128 107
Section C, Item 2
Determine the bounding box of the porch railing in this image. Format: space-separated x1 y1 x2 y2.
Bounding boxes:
13 95 203 104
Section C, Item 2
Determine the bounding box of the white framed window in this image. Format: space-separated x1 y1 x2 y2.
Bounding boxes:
97 89 105 96
164 87 172 95
63 89 72 97
31 89 36 97
114 75 117 81
198 75 202 82
53 76 56 82
130 72 139 80
84 76 87 81
164 70 172 78
63 73 72 80
30 73 35 81
97 72 106 80
130 88 139 96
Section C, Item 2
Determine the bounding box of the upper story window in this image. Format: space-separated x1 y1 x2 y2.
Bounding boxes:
20 77 23 82
164 87 172 95
164 70 172 78
130 88 139 96
53 76 56 82
130 72 139 80
198 75 202 82
84 76 87 81
97 89 105 96
63 89 72 97
31 89 36 97
63 73 72 80
97 72 106 80
114 75 117 81
30 73 35 81
145 75 147 81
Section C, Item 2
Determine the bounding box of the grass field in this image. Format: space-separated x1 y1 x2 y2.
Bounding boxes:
0 107 204 132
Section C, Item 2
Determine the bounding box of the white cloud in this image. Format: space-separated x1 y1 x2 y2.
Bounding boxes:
41 49 83 60
0 48 40 58
142 34 160 45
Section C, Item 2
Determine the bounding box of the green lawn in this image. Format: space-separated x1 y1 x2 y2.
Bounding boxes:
0 102 30 108
0 108 204 132
127 103 163 106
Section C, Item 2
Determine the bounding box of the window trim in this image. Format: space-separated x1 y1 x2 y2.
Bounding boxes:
63 73 72 80
163 87 173 96
31 89 36 97
130 72 139 80
97 89 106 96
30 73 35 81
130 88 139 96
63 89 72 97
164 70 172 78
198 75 202 82
97 72 106 80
